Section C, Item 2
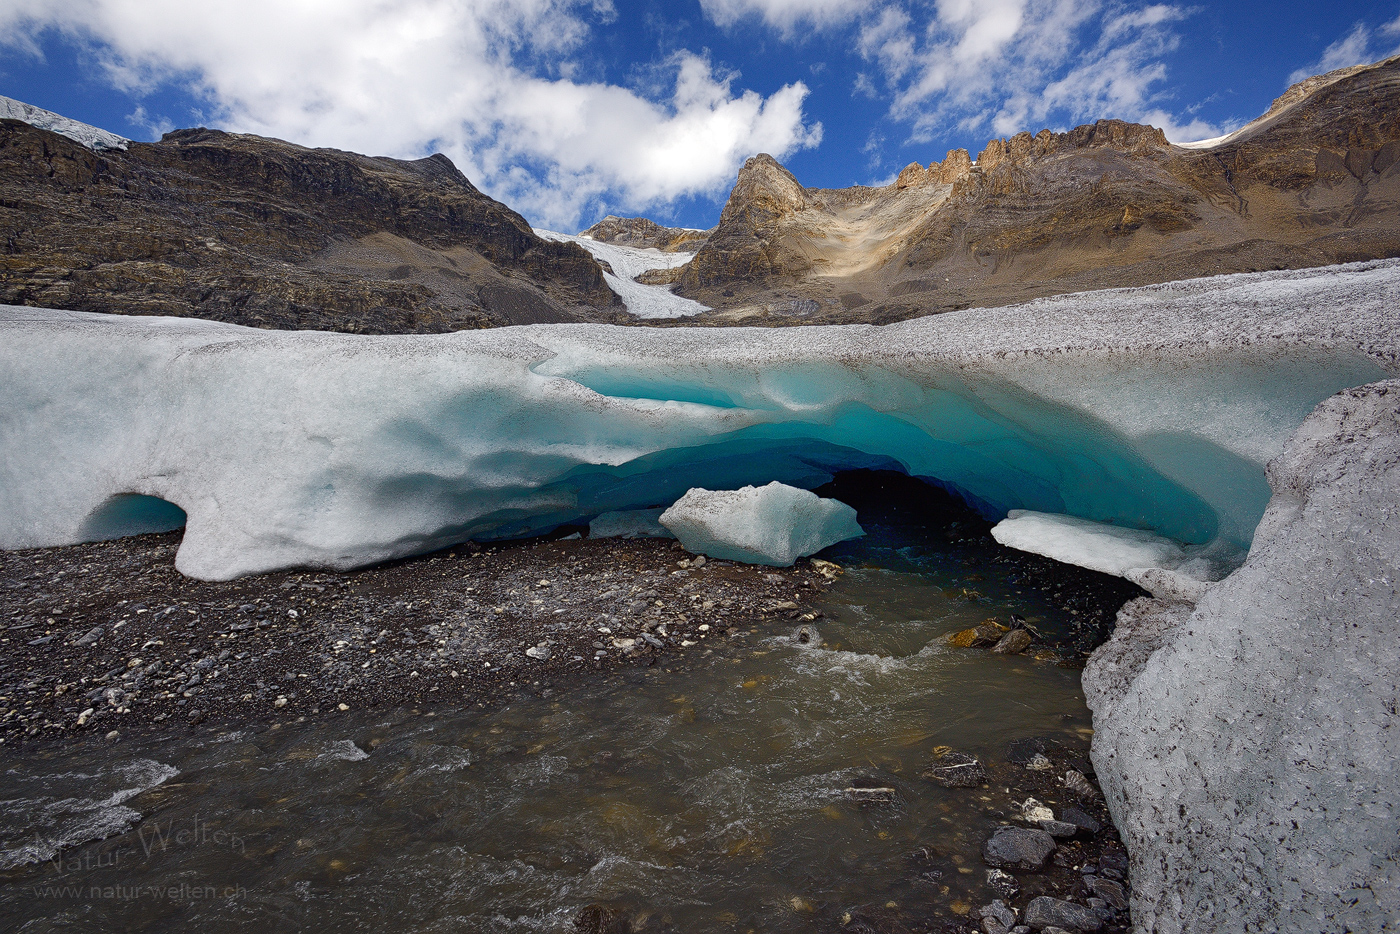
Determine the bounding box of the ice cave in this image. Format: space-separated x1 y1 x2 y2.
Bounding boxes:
1 260 1397 582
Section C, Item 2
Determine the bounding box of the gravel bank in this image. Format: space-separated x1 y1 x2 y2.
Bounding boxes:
0 532 831 746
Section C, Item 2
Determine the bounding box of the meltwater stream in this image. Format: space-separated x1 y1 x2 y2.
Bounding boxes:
0 489 1129 933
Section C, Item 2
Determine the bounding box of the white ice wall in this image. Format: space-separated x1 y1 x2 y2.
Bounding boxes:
2 260 1397 580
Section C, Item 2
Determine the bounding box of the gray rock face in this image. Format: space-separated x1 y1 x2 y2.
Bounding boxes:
1084 380 1400 933
982 826 1057 870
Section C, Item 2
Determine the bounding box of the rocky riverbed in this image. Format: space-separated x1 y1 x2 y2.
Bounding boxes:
1 499 1149 934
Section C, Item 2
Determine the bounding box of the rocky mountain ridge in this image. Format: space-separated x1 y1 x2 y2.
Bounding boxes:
665 54 1400 325
0 119 620 332
2 55 1397 333
578 214 710 253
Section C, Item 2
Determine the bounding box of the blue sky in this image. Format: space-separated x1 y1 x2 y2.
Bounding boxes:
2 1 1398 231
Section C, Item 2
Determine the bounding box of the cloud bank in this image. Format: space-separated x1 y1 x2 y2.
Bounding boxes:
0 0 821 228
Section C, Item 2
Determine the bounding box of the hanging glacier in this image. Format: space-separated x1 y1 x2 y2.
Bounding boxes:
1 260 1396 581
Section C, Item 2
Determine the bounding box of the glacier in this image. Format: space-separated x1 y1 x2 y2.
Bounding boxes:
1 260 1397 581
1 94 130 151
535 229 709 319
659 482 864 566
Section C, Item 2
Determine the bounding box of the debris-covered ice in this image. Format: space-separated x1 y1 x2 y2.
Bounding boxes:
659 482 864 566
1 260 1397 580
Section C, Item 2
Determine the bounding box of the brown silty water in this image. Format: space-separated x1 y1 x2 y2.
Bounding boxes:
0 473 1140 932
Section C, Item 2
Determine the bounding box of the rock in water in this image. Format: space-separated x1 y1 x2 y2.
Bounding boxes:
982 827 1057 870
991 629 1032 654
1084 380 1400 934
948 621 1008 648
659 482 864 567
921 752 986 788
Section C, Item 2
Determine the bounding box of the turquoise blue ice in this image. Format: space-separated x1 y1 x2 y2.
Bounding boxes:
0 260 1396 580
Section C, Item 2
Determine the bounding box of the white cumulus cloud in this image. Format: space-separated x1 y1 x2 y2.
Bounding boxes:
0 0 821 229
1287 18 1400 86
700 0 878 33
856 0 1221 144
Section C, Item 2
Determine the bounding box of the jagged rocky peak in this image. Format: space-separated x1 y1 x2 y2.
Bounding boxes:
722 153 811 225
579 214 710 253
895 161 929 189
934 148 973 184
895 121 1169 191
974 120 1168 170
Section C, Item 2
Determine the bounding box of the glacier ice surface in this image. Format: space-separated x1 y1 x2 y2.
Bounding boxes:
659 482 864 566
1 95 129 151
535 229 708 319
1 260 1398 580
1084 379 1400 932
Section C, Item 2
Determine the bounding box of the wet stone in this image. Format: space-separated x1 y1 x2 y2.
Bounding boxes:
1064 769 1099 798
948 620 1008 648
1024 896 1104 932
1039 819 1079 839
1060 806 1102 835
921 751 986 788
844 786 900 806
982 826 1057 870
1098 851 1128 874
985 868 1020 899
841 906 914 934
980 898 1018 934
991 628 1032 654
574 903 628 934
1006 736 1051 764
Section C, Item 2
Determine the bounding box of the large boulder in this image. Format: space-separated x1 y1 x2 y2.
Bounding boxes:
1084 381 1400 933
659 482 863 567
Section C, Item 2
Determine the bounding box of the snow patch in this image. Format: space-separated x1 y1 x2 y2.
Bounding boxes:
1 95 130 151
659 482 864 566
535 229 707 319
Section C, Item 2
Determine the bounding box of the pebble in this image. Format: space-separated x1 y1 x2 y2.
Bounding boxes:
1086 877 1127 909
979 899 1017 931
1019 797 1055 822
1065 769 1099 798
